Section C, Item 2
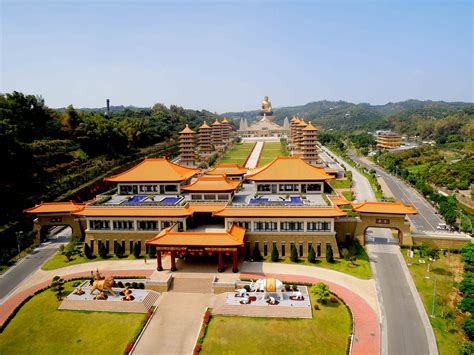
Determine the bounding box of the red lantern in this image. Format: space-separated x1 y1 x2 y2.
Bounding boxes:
190 252 195 256
207 252 213 256
181 252 186 256
198 252 203 256
225 252 231 257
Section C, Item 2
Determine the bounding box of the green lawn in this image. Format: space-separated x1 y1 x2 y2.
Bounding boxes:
342 191 354 201
42 252 138 270
262 245 372 280
0 282 145 355
200 293 351 354
407 163 430 174
218 143 255 165
257 141 288 166
330 179 352 189
403 251 467 353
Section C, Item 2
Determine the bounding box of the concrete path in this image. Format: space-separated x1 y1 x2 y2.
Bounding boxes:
244 141 264 168
0 227 70 302
132 292 215 355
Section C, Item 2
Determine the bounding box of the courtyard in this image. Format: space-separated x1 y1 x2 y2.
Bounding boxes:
217 143 255 165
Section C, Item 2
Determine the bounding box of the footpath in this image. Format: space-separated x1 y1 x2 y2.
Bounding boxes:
244 141 264 168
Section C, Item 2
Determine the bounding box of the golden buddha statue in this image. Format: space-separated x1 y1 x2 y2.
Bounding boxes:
260 96 273 113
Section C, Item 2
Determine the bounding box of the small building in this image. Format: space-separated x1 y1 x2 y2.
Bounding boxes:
206 163 247 180
377 131 401 149
181 174 241 202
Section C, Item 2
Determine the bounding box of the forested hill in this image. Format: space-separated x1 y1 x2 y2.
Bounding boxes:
223 99 473 133
0 91 218 228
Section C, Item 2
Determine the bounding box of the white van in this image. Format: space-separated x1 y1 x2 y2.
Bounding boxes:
436 223 448 230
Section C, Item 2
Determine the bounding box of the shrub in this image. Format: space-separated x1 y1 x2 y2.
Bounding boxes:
461 244 474 265
460 342 474 355
133 243 141 258
308 245 316 263
243 285 251 292
114 243 124 258
463 318 474 340
458 297 474 314
117 281 124 288
311 282 330 304
326 245 334 263
98 243 108 258
125 282 131 287
50 276 65 301
330 296 338 303
341 248 349 261
252 243 263 262
138 282 145 289
314 304 320 310
271 244 279 262
131 282 138 289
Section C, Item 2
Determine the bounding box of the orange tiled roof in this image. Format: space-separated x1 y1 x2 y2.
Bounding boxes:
146 224 245 247
297 119 307 127
179 124 195 134
207 163 247 176
199 121 211 129
214 207 347 218
302 121 319 131
351 201 418 215
211 119 221 126
188 203 227 213
24 201 85 214
246 156 334 181
221 117 230 123
329 195 351 206
104 158 199 183
73 206 192 217
290 116 301 123
182 175 240 192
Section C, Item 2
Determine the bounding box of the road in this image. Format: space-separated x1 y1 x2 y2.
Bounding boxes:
321 145 438 355
348 151 444 232
0 227 70 302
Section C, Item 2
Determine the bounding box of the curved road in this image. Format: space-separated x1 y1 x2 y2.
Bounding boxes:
321 145 438 355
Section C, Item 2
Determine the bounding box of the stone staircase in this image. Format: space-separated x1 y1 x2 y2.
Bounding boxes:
142 290 160 311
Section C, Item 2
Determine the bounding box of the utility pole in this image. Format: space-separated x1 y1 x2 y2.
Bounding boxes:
431 276 437 318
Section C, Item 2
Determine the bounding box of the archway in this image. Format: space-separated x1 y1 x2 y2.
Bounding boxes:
364 226 403 245
39 225 72 243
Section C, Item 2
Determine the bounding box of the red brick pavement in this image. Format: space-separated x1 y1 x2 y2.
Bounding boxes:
0 269 153 327
241 272 380 355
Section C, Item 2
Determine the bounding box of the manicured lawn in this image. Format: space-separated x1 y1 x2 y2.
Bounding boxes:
330 179 352 189
342 191 354 201
258 141 288 166
403 251 467 353
200 293 351 354
218 143 255 165
42 252 138 270
262 245 372 280
0 282 145 355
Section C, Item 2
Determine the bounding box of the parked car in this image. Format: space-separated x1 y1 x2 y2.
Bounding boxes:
436 223 448 230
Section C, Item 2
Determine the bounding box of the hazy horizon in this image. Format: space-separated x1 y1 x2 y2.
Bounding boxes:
1 1 473 112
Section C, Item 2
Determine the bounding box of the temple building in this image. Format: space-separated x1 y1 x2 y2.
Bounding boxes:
26 154 420 273
289 116 320 164
238 96 289 139
198 121 213 157
376 130 402 149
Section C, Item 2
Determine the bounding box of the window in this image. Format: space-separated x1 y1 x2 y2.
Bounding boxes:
234 221 251 230
90 240 94 253
129 240 134 253
376 218 390 225
279 184 299 192
254 221 277 232
257 184 272 192
217 194 229 200
90 220 110 230
50 217 62 223
307 222 331 231
119 185 134 195
204 194 215 200
113 220 134 230
308 241 313 254
246 241 251 258
191 194 202 200
162 221 174 228
165 185 178 192
281 242 286 256
280 221 304 232
138 221 158 231
299 242 304 257
306 183 322 192
264 241 268 256
317 242 322 256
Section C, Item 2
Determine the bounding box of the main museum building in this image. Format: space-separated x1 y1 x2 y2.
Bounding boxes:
26 153 417 272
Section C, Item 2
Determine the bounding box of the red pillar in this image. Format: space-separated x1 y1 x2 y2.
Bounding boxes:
218 251 224 273
232 250 238 273
170 251 177 271
156 250 163 271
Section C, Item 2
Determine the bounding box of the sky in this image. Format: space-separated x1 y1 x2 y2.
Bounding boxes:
1 0 473 113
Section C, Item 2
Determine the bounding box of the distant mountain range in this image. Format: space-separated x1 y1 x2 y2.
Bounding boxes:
222 99 473 132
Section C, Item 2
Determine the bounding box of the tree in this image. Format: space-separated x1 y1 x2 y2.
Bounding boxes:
461 244 474 265
98 243 108 258
290 244 299 262
458 297 474 314
271 243 279 262
463 318 474 340
133 242 141 258
460 274 474 296
427 247 440 262
84 243 92 259
148 245 156 259
252 243 263 262
50 276 65 301
114 242 124 258
326 245 334 263
308 245 316 263
311 282 330 304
